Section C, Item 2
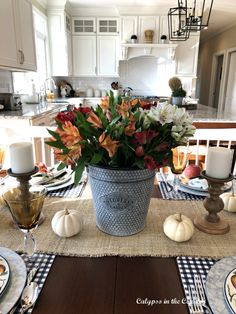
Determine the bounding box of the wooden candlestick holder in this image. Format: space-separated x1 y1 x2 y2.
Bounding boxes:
7 167 38 199
194 170 233 235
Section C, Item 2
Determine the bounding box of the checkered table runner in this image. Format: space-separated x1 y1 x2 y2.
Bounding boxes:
177 256 217 314
47 180 86 198
157 173 205 201
14 252 55 314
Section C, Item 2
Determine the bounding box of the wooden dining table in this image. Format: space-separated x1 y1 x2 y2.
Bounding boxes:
31 181 189 314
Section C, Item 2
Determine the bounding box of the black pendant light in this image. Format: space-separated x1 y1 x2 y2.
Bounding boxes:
168 1 190 41
185 0 214 32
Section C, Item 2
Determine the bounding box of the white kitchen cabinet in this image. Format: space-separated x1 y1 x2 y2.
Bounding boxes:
0 0 36 71
72 17 119 77
97 18 119 35
72 36 96 76
72 17 96 35
97 36 119 76
175 36 200 76
138 16 160 43
48 9 72 76
120 16 138 43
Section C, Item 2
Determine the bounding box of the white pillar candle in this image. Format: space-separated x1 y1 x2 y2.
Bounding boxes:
206 147 233 179
9 142 35 174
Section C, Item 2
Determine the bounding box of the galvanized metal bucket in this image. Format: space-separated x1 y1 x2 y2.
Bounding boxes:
88 165 155 236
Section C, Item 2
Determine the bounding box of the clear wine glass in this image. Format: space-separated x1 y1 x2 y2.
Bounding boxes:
171 146 191 193
3 185 46 256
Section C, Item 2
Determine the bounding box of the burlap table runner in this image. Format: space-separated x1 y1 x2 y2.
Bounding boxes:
0 197 236 258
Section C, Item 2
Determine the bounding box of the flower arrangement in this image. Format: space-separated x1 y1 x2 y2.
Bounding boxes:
46 92 196 184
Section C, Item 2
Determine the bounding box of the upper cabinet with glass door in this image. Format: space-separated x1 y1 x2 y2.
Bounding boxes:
0 0 36 71
97 18 119 35
72 17 96 35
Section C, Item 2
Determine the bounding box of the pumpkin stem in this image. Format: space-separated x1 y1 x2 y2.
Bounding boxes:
64 208 70 215
176 212 182 222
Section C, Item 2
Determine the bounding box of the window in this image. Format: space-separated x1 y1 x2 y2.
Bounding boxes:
13 8 49 97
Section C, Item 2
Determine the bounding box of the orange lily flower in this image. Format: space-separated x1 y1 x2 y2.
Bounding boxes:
99 132 119 157
87 111 103 128
117 101 130 118
68 145 82 160
124 115 136 136
131 98 139 107
100 96 109 112
56 121 83 148
53 148 74 165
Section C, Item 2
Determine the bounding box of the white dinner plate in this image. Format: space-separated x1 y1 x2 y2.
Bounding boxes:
180 177 232 193
178 183 209 196
206 256 236 314
224 268 236 314
0 255 10 298
46 173 75 191
42 170 72 188
31 168 72 188
0 247 27 314
31 166 66 185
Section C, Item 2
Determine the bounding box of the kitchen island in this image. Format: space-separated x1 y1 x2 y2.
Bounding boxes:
0 100 236 126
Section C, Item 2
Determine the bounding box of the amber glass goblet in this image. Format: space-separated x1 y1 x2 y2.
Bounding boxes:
0 145 6 169
3 185 46 256
171 146 191 192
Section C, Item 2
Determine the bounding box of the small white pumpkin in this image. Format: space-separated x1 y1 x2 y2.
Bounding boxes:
163 213 194 242
220 192 236 212
51 208 82 237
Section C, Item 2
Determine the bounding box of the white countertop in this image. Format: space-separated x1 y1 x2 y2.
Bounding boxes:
0 99 236 123
0 102 67 119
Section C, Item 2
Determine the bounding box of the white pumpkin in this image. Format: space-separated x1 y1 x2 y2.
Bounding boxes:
220 192 236 212
51 208 82 237
163 213 194 242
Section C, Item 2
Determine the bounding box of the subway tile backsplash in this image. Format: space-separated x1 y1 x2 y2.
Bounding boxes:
54 57 194 97
0 70 13 93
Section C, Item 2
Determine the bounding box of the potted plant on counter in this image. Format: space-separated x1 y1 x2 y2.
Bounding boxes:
160 35 167 44
169 76 187 106
46 91 195 236
130 35 138 43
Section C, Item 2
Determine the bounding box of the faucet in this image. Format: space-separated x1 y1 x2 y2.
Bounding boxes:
44 78 57 100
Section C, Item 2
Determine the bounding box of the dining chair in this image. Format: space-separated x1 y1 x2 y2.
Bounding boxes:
189 128 236 174
0 125 57 167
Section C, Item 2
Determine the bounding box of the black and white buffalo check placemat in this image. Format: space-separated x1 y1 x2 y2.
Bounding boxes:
157 172 205 201
47 180 86 198
177 256 217 314
47 171 87 198
14 252 55 314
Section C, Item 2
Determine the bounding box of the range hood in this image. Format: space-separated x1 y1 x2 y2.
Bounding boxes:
120 43 177 61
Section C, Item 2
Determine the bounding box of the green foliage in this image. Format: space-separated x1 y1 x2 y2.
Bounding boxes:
172 87 187 97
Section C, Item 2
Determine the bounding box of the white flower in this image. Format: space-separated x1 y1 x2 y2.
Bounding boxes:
147 102 175 125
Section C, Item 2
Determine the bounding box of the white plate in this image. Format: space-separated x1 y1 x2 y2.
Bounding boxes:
46 173 75 191
180 177 232 193
206 256 236 314
31 169 72 188
0 255 10 298
31 168 65 185
0 247 27 314
178 183 209 196
224 268 236 314
43 170 72 188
